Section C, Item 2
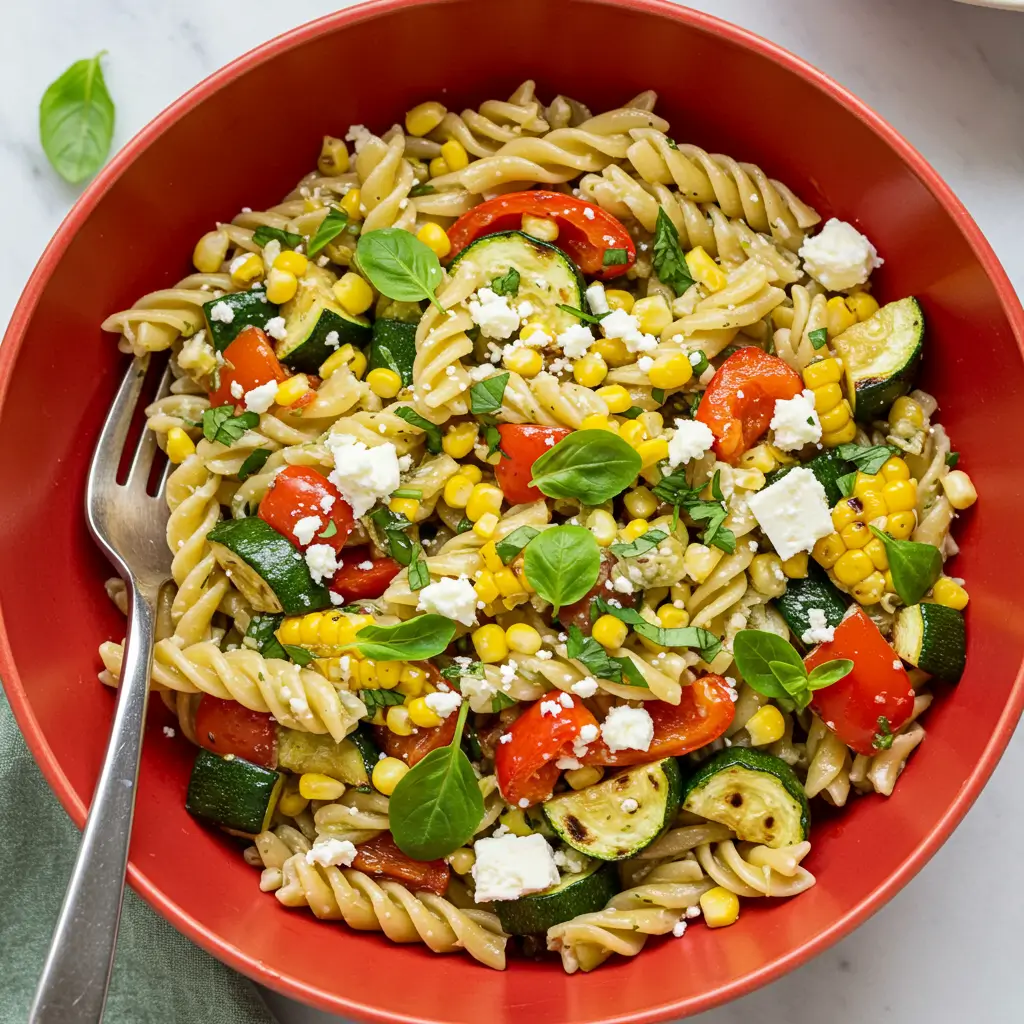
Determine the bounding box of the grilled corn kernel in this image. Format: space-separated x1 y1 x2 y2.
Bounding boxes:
890 395 924 429
521 213 559 241
592 614 629 649
193 229 230 273
813 382 844 415
739 444 778 474
376 662 402 689
473 624 509 663
340 188 362 221
573 353 608 387
880 456 910 482
466 483 503 521
265 267 298 304
278 779 309 817
429 156 449 178
356 661 378 688
853 473 882 499
941 470 977 510
860 491 888 522
442 421 478 459
229 252 265 286
749 554 787 598
405 100 447 137
317 135 350 175
812 533 845 569
274 250 308 276
366 367 402 398
408 696 443 729
416 222 451 259
822 420 857 447
586 509 618 547
474 570 500 605
371 756 409 795
700 886 740 928
566 766 604 790
883 570 895 592
504 347 544 377
834 549 874 586
443 474 474 510
846 291 879 321
932 577 969 609
439 139 469 172
746 705 786 746
826 295 857 337
864 537 889 571
165 427 196 464
624 486 658 520
818 400 852 434
882 479 917 513
839 522 871 550
397 664 428 697
636 437 669 469
684 542 722 583
473 511 500 539
831 499 861 530
632 295 672 335
506 623 542 655
449 847 476 874
885 511 916 539
386 705 414 736
619 420 648 447
781 552 809 579
596 384 632 414
332 272 374 315
802 357 842 390
621 519 650 542
275 374 312 407
604 289 634 313
657 604 690 628
389 496 420 520
298 773 345 801
684 246 728 292
852 571 886 605
648 353 694 390
593 336 632 367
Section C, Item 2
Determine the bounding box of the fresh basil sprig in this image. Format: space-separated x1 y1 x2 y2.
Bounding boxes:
389 700 484 859
469 373 510 415
523 526 600 613
356 228 445 312
557 303 608 325
367 506 418 566
530 430 641 505
40 53 115 184
868 526 942 605
253 225 303 249
808 327 829 350
360 688 406 711
834 443 899 476
237 447 272 482
652 208 695 296
566 624 648 688
732 629 852 711
490 269 520 297
393 406 443 453
610 529 668 560
346 615 456 661
307 207 349 257
652 470 735 553
202 405 260 445
593 598 721 661
495 526 540 564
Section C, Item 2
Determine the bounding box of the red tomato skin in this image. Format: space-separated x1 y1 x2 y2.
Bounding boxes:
352 834 450 895
376 708 457 767
446 191 636 280
258 465 354 553
695 348 804 464
494 424 572 505
329 547 402 602
806 608 915 756
581 675 736 766
208 326 288 408
193 697 277 768
495 690 600 806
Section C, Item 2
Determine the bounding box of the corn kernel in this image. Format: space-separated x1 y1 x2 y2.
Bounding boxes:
371 756 409 795
684 542 722 583
822 419 857 447
274 250 309 276
596 385 632 413
880 457 910 482
429 156 449 178
193 229 230 273
466 483 503 522
831 500 861 530
819 400 852 434
439 139 469 172
473 623 508 663
624 486 658 520
416 222 451 259
376 662 402 689
473 512 499 539
318 135 350 176
506 623 542 655
565 766 604 790
442 474 474 510
621 519 650 542
739 444 778 474
834 549 874 586
852 571 886 605
461 464 483 484
397 664 428 696
386 705 414 736
657 604 690 628
700 886 740 928
749 553 787 598
407 696 443 728
941 470 977 510
264 267 297 304
890 396 924 429
839 522 871 550
357 660 378 688
932 577 969 610
165 427 196 464
847 291 880 321
340 188 363 221
473 570 500 605
781 552 809 579
580 413 617 433
604 289 634 313
449 847 476 874
492 568 521 598
746 705 786 746
852 473 882 500
882 479 917 513
636 437 669 469
802 357 842 390
366 367 402 398
275 374 312 407
812 533 845 570
332 272 374 316
826 295 857 337
521 213 559 242
864 537 889 571
298 773 345 801
884 570 895 592
813 382 844 415
648 353 694 390
405 100 447 137
593 336 632 367
592 614 628 649
684 246 728 292
586 509 618 547
278 779 309 817
229 252 265 286
504 347 544 377
573 353 608 387
619 420 648 447
860 491 888 522
479 541 503 573
632 295 672 335
442 421 478 459
389 496 420 520
319 343 355 380
886 510 916 539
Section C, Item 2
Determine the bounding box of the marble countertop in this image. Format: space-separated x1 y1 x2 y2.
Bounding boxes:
3 1 1023 1021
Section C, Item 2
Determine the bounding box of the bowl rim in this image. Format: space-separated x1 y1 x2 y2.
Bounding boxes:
2 0 1024 1020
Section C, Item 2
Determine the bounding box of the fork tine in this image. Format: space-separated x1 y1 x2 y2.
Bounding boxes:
126 360 174 494
87 357 150 487
155 452 174 503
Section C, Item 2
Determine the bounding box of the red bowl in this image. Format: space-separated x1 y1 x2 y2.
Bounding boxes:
2 1 1023 1020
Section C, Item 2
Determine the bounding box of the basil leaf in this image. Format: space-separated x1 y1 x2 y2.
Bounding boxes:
313 520 337 541
732 629 806 702
808 328 829 350
945 452 960 469
246 613 285 660
490 268 520 297
615 656 650 689
389 701 484 860
469 373 510 415
495 525 540 564
610 529 668 559
491 692 517 712
710 470 725 502
807 659 854 690
347 614 456 661
769 660 807 690
834 443 899 476
557 303 608 325
408 547 430 591
868 526 943 605
621 406 644 420
253 225 303 249
282 644 315 667
408 182 436 197
456 515 473 534
202 405 260 445
592 598 721 660
237 447 272 482
565 624 646 687
39 53 115 184
530 430 642 505
652 208 695 296
689 350 710 376
523 526 601 613
368 507 416 566
307 207 349 257
484 423 505 458
872 715 895 750
356 228 445 313
603 248 629 267
393 406 443 453
360 688 406 710
837 471 857 498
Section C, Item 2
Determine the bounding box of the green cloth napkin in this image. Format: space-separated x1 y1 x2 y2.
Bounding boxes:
0 685 278 1024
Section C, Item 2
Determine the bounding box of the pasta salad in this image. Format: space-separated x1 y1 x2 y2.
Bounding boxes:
97 81 977 973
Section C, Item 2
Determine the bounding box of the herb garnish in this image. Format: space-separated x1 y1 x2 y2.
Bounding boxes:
345 615 456 661
868 526 943 606
490 268 521 297
202 406 260 445
523 526 601 613
253 226 303 249
307 207 349 257
603 248 629 267
530 430 642 505
593 597 722 661
237 447 272 481
557 303 608 325
469 373 510 415
495 526 540 564
356 228 445 312
652 208 695 296
808 328 829 350
393 406 443 453
834 443 899 476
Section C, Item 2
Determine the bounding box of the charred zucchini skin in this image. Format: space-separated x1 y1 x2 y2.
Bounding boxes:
186 749 283 836
894 602 966 683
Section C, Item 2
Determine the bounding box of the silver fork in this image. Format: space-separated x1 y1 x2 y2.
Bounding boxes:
30 357 174 1023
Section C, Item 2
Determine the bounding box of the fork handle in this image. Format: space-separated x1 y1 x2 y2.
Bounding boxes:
30 579 159 1023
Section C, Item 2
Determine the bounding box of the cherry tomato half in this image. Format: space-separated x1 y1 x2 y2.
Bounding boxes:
329 546 402 602
494 423 572 506
258 465 355 554
193 696 277 768
208 326 288 409
352 834 450 895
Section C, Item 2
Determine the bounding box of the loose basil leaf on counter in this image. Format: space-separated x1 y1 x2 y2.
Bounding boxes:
360 688 406 711
523 526 600 613
389 701 484 860
245 613 286 660
282 644 315 667
593 598 721 661
408 182 436 197
356 228 445 312
202 405 260 445
346 614 457 662
237 447 272 482
557 303 608 325
868 526 943 605
307 207 349 257
407 547 430 591
808 327 829 350
530 430 642 505
495 525 540 564
393 406 443 453
834 443 899 476
253 225 303 249
609 529 668 560
39 52 115 184
652 208 695 296
603 248 629 267
490 268 521 297
469 373 510 415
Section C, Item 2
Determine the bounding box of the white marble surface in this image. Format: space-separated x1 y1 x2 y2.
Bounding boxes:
3 1 1023 1021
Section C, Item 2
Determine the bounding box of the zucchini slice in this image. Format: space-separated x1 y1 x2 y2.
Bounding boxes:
766 449 849 507
276 265 371 373
186 749 283 836
203 291 279 353
450 230 585 337
542 757 681 861
833 296 924 421
368 319 418 386
894 602 966 682
683 748 809 849
277 727 379 786
496 861 619 935
207 517 330 615
775 562 850 647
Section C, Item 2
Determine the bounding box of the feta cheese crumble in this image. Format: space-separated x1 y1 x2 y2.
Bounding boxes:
770 390 822 451
471 833 560 902
468 287 520 340
424 690 463 720
802 607 836 645
304 544 339 584
264 315 288 341
292 515 323 547
798 217 883 292
667 418 715 467
416 575 478 626
324 434 401 517
746 467 834 561
230 381 244 400
305 838 357 867
600 705 654 753
555 323 595 359
539 699 562 717
244 380 278 414
600 308 657 353
585 281 609 315
208 301 234 324
572 723 599 758
571 677 599 699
